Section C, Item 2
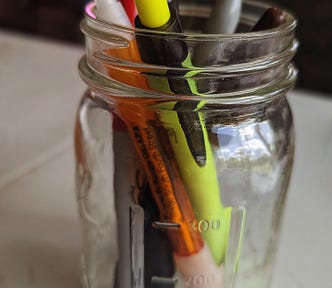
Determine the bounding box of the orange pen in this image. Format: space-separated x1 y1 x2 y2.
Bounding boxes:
92 1 204 256
92 0 148 89
112 97 204 256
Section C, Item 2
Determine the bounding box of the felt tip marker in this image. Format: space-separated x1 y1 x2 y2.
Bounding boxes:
135 0 171 28
134 0 185 68
134 0 231 267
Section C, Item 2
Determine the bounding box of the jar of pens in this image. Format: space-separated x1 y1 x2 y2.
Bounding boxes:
75 0 298 287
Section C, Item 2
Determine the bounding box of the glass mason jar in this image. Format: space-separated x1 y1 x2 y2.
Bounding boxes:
75 1 298 288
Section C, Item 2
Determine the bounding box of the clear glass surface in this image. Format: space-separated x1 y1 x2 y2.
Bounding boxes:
75 1 297 287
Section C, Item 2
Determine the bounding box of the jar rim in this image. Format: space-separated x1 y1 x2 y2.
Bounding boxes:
79 55 298 104
80 0 298 101
84 0 296 40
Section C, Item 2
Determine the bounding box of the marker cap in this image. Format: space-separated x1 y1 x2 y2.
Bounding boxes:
135 0 171 28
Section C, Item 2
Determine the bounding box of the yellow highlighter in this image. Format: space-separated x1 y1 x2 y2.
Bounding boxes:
135 0 170 28
134 0 233 265
157 100 232 265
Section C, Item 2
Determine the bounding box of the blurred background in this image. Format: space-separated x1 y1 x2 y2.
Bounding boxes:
0 0 330 95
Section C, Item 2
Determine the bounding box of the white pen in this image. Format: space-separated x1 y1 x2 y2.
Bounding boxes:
95 0 132 26
204 0 242 34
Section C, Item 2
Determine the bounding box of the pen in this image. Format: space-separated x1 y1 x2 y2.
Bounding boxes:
113 115 144 288
115 98 225 286
252 7 286 31
93 3 144 287
96 0 204 257
207 6 288 96
93 2 180 285
139 181 176 287
228 6 287 71
93 0 148 90
135 1 229 287
134 0 232 266
95 0 131 26
193 0 242 67
120 0 137 25
113 115 177 287
99 1 212 280
92 3 156 286
114 97 205 255
203 0 242 34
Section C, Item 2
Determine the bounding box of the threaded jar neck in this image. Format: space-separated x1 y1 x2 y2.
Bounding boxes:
79 0 298 104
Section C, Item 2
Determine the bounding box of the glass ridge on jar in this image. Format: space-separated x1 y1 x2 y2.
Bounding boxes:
75 1 298 288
